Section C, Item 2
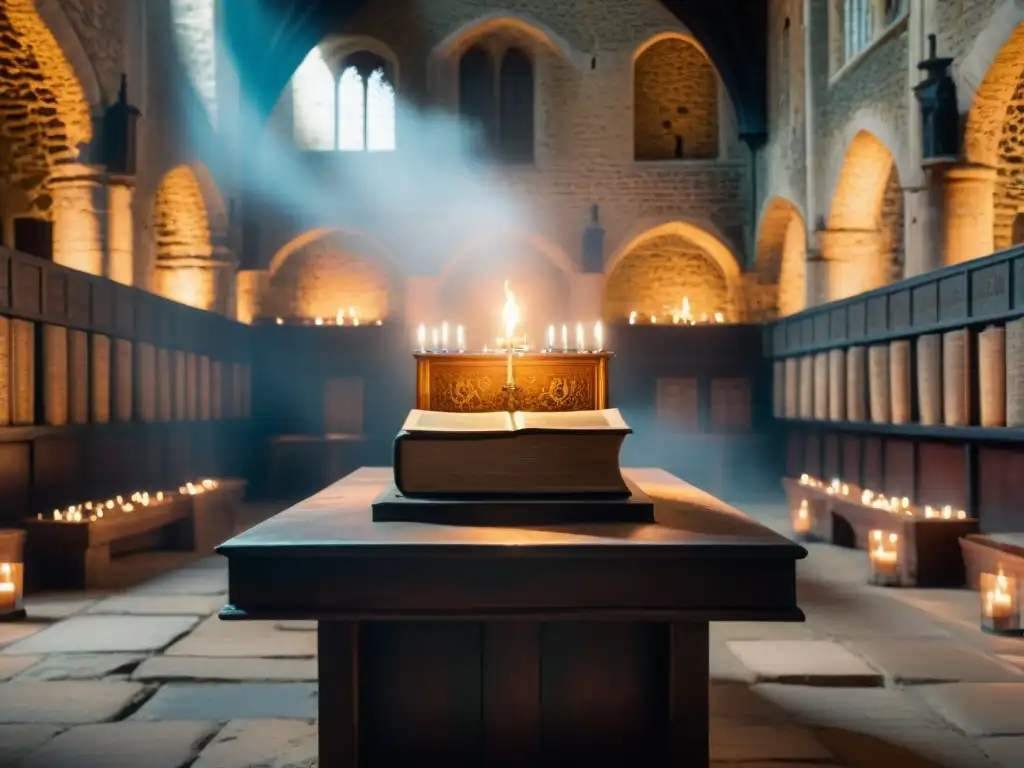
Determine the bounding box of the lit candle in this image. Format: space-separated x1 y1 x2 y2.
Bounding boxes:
502 282 520 387
547 325 555 351
349 307 358 327
336 309 344 325
275 317 284 325
456 325 465 352
442 322 449 351
431 327 439 351
0 563 14 613
576 323 584 351
561 324 568 352
506 351 514 386
314 317 323 326
650 315 658 324
416 324 426 352
594 321 603 352
982 568 1017 631
629 310 637 325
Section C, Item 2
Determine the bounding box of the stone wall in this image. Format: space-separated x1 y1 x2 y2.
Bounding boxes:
760 0 806 208
880 165 905 281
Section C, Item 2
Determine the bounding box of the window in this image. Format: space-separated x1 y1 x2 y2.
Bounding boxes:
458 44 535 163
292 47 396 152
839 0 907 67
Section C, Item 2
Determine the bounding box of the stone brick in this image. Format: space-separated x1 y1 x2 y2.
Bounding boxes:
1 615 199 655
132 656 318 682
130 682 319 721
726 640 884 686
0 725 64 763
19 721 219 768
0 681 146 724
917 682 1024 737
191 719 317 768
163 615 317 658
13 653 144 682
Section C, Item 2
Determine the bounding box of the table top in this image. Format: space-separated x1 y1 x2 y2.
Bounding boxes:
219 467 805 559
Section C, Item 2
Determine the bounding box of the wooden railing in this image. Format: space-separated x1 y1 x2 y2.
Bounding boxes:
0 246 253 527
768 245 1024 532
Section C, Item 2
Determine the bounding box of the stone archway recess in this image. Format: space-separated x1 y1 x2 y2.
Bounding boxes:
755 197 806 319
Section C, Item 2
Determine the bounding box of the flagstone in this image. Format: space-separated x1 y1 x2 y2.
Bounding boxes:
1 615 199 654
0 681 146 724
18 721 219 768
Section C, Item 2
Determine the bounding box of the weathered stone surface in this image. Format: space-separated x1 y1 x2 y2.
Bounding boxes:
191 719 317 768
0 622 43 649
0 654 40 680
918 683 1024 737
0 725 64 763
165 616 316 658
19 721 220 768
709 641 754 683
848 639 1024 684
801 587 952 639
128 567 228 596
1 615 199 654
275 620 317 632
87 594 224 616
133 656 318 682
0 681 146 724
14 653 144 681
710 720 833 762
710 621 818 643
130 682 318 721
979 735 1024 767
709 683 793 724
23 595 98 620
727 640 883 686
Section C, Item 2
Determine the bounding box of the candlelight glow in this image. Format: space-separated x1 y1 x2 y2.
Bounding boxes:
547 324 555 350
416 324 426 351
576 322 584 351
502 281 520 345
595 321 603 351
456 325 465 352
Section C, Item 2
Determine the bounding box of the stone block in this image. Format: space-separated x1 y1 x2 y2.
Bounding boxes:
164 615 316 658
19 721 220 768
0 655 40 681
710 719 833 762
918 682 1024 737
130 682 318 721
727 640 883 686
128 567 228 596
132 656 318 682
191 719 317 768
0 622 43 650
1 615 198 654
847 639 1024 684
0 681 146 724
979 735 1024 767
87 594 223 616
23 595 98 620
0 725 64 763
14 654 144 681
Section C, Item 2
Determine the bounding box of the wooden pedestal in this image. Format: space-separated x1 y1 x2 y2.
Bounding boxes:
219 467 805 767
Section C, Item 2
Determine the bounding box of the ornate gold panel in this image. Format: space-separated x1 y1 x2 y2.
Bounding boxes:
415 352 611 413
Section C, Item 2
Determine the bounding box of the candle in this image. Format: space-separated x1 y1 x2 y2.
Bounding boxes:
576 323 584 351
0 563 14 613
314 317 323 326
981 568 1018 633
547 325 555 350
442 322 449 351
336 309 344 325
431 327 439 351
868 530 900 585
457 325 465 352
595 321 603 352
629 310 637 325
506 351 514 387
501 281 519 350
561 324 568 352
416 324 426 352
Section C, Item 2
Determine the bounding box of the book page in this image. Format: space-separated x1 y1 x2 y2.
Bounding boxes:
916 334 942 426
889 340 911 425
846 346 866 421
403 409 513 433
979 325 1006 427
943 329 969 426
1008 318 1024 427
828 349 846 421
868 344 890 423
515 408 629 431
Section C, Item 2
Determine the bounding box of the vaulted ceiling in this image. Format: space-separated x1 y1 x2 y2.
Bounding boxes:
221 0 768 148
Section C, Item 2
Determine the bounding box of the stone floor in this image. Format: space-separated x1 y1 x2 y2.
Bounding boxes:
1 501 1024 767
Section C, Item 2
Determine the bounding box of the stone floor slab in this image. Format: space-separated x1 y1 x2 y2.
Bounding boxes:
0 622 43 649
0 725 64 763
848 639 1024 684
711 621 819 643
917 682 1024 737
128 567 228 596
87 594 224 616
1 615 199 654
14 653 145 681
0 654 40 680
191 719 317 768
131 682 319 721
709 683 794 724
727 640 883 686
710 642 755 683
801 584 952 639
979 735 1024 767
24 595 100 620
165 615 316 658
19 721 220 768
275 620 317 632
133 656 318 682
710 719 833 762
0 681 146 724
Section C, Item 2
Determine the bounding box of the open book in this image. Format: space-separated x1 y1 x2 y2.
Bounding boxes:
394 408 632 498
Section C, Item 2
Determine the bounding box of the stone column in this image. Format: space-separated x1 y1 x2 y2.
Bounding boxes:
902 185 941 277
106 174 135 285
815 228 886 301
942 164 997 266
50 162 105 276
211 244 238 317
236 269 269 324
569 273 604 324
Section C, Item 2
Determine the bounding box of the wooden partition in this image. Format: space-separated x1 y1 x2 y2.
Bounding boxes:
0 246 252 528
770 245 1024 532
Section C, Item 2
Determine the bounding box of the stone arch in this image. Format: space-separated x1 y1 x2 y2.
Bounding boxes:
188 162 229 243
438 232 573 350
755 196 807 318
604 221 743 322
33 0 102 108
0 0 93 219
263 228 400 322
433 13 583 68
633 31 720 160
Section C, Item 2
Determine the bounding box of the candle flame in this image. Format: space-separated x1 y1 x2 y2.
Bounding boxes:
681 297 693 324
502 281 519 344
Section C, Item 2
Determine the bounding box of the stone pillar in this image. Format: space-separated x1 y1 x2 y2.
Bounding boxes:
942 164 997 266
106 175 134 286
235 269 269 324
902 187 940 277
50 162 105 276
815 228 886 301
569 273 604 324
211 245 238 317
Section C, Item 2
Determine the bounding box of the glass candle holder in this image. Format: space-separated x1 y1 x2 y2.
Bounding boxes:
868 529 901 587
980 569 1022 636
0 562 24 620
792 498 812 538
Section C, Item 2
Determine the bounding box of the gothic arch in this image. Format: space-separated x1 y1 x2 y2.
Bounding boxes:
33 0 102 108
432 12 583 67
755 196 806 317
189 162 229 243
606 220 741 280
268 227 396 277
441 231 576 281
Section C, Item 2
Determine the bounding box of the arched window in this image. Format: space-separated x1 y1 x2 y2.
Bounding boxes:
458 44 534 163
292 47 396 152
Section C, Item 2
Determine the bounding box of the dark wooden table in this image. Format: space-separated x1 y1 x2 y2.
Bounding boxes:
218 467 806 767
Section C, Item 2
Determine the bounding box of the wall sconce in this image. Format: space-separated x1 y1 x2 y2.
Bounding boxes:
980 568 1022 636
868 529 901 587
0 530 25 621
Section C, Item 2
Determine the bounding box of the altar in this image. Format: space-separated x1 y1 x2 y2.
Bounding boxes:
218 466 805 767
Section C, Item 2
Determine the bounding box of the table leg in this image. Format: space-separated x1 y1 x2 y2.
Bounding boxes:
669 621 710 766
318 621 359 768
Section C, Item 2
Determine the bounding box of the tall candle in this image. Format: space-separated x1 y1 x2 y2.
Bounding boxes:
576 323 584 351
431 327 439 351
441 322 449 350
561 324 568 352
506 352 514 386
416 324 426 352
595 321 603 352
547 325 555 350
456 325 465 352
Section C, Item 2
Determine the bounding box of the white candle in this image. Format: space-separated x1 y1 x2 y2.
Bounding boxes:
441 322 449 350
547 325 555 350
416 324 426 352
561 324 568 352
506 352 514 386
576 322 584 351
594 321 603 352
431 327 439 351
456 325 465 352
